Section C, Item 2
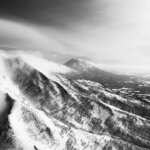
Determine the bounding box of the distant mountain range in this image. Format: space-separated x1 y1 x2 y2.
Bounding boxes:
0 50 150 150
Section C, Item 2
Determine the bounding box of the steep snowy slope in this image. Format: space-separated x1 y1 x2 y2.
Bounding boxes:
0 51 150 149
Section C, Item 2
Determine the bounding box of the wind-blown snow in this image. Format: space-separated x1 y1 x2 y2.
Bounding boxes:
0 49 74 77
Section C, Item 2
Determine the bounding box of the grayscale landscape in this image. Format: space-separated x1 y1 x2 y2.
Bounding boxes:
0 0 150 150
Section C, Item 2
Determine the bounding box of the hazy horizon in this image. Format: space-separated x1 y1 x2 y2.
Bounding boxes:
0 0 150 73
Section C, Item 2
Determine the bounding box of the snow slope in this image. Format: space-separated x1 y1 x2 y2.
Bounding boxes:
0 50 150 150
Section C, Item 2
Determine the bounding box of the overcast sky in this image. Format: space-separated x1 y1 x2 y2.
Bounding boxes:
0 0 150 72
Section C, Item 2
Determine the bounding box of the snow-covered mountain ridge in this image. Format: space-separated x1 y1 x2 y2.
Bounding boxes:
0 50 150 150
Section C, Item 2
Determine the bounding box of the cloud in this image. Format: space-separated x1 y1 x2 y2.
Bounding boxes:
0 19 71 56
0 0 107 29
39 0 150 67
0 0 150 72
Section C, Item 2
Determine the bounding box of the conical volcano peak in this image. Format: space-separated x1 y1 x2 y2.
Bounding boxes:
64 58 96 72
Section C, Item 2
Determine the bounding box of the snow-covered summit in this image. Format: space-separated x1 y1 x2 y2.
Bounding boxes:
64 58 98 72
